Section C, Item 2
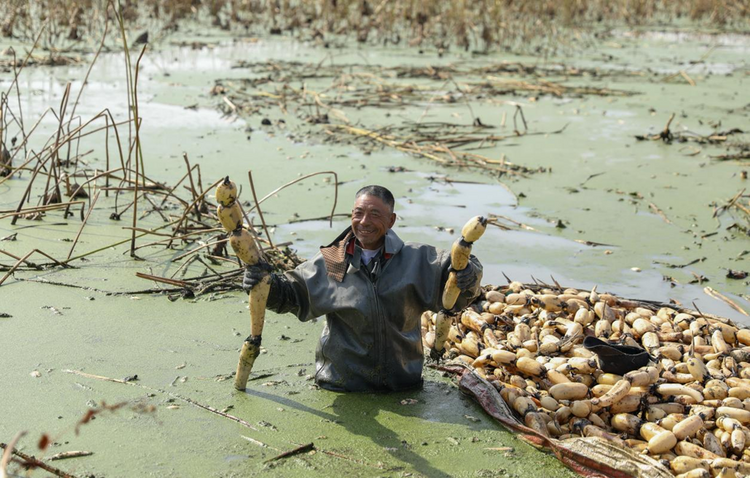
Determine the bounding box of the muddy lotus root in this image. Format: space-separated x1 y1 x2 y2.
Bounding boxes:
422 282 750 477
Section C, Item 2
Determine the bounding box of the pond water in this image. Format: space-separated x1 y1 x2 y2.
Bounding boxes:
1 23 748 477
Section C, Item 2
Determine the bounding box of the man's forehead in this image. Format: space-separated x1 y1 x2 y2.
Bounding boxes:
353 194 389 210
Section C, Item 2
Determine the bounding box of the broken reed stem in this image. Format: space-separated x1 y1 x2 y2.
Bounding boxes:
0 110 53 184
0 112 131 185
0 247 71 285
158 164 200 208
69 17 108 125
248 170 274 250
171 237 228 262
663 112 676 137
0 249 39 268
183 153 201 221
135 272 192 288
141 193 169 222
0 432 25 478
48 83 72 209
265 443 315 463
3 21 46 98
649 202 673 224
0 201 86 219
0 441 76 478
704 287 750 317
5 111 129 228
250 171 339 228
66 190 101 261
130 227 224 251
129 44 148 258
0 250 34 286
64 218 182 264
62 369 259 431
166 178 224 248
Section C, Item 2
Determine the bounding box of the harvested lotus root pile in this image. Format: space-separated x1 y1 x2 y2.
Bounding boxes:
422 282 750 478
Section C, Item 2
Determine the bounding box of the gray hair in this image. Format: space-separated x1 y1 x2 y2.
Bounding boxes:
355 185 395 212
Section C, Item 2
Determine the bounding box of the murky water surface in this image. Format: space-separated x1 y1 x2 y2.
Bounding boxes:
1 25 748 477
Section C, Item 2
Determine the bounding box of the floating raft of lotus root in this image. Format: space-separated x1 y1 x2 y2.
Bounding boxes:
422 282 750 478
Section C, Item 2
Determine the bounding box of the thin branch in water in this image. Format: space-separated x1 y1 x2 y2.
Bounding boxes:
0 439 77 478
265 443 315 463
66 190 101 260
248 170 274 250
63 369 259 431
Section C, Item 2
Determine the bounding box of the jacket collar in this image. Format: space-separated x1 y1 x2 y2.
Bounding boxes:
345 229 402 258
320 227 403 282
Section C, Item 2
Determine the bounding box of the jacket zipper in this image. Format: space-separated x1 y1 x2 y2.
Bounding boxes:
367 273 387 387
373 256 393 387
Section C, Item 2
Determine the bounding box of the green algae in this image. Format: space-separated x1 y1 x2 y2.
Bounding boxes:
1 24 749 478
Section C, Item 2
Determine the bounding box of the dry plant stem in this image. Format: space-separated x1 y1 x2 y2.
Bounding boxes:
248 170 274 250
265 443 315 463
0 443 76 478
649 202 673 224
68 18 108 125
177 255 200 279
62 12 111 171
0 201 86 219
131 228 224 251
158 164 200 208
11 143 53 226
0 249 39 268
129 45 147 257
47 83 72 209
62 369 259 431
66 190 101 260
0 111 131 185
664 113 676 137
64 219 182 264
250 171 339 228
0 248 71 285
0 442 76 478
0 110 53 183
183 153 201 221
171 237 228 262
3 21 46 97
20 277 180 296
704 287 750 317
1 251 40 286
714 188 746 218
114 3 134 164
166 178 224 248
141 194 169 222
48 451 93 461
0 431 26 478
6 112 129 226
135 272 192 288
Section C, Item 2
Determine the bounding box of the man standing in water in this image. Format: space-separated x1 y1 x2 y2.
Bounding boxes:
243 185 482 392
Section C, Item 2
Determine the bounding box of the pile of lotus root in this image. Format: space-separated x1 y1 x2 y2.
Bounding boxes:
422 282 750 478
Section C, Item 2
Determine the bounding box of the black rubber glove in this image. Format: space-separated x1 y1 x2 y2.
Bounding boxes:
242 263 300 315
242 261 273 293
455 261 479 291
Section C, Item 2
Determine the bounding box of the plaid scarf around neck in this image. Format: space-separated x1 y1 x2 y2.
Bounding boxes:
319 227 354 282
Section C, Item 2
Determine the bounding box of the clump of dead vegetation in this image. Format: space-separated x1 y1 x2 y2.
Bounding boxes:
0 8 322 298
2 0 748 56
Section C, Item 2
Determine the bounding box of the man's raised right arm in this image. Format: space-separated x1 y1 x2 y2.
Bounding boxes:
242 262 316 320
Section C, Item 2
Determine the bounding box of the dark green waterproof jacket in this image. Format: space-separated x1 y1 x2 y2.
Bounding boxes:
269 227 482 392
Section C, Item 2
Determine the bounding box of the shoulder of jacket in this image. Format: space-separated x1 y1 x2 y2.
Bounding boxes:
401 241 443 255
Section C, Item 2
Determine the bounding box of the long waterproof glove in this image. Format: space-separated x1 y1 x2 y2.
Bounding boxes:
454 258 480 291
242 266 299 314
242 262 273 293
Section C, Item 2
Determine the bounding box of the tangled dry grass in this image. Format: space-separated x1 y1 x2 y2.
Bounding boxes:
1 0 748 54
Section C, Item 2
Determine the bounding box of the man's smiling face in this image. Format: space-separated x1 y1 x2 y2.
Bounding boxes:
351 194 396 250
